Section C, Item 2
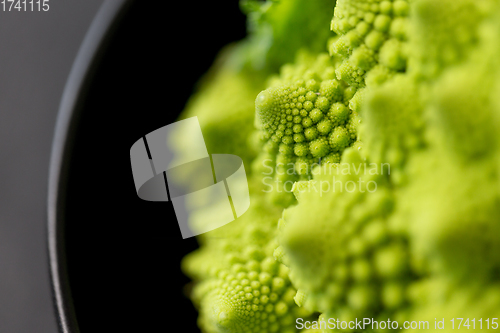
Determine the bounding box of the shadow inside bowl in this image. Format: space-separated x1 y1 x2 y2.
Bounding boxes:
49 0 247 331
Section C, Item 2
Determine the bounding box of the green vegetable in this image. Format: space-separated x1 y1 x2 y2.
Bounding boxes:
329 0 409 87
180 0 500 332
253 51 361 206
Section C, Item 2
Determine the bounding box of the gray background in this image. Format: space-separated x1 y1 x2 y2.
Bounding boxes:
0 1 104 332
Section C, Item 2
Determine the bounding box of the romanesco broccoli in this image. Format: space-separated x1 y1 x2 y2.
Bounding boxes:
178 0 500 332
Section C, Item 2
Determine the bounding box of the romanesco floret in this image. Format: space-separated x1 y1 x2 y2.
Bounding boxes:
252 52 361 206
277 149 419 326
197 256 312 333
329 0 409 87
183 190 316 333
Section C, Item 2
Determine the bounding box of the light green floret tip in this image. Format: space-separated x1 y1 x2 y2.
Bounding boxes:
252 52 361 206
255 89 276 129
199 256 313 333
254 56 359 164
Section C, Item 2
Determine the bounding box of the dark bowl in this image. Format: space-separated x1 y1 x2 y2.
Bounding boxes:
47 1 247 332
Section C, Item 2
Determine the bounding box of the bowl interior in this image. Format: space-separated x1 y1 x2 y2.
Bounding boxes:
62 1 246 330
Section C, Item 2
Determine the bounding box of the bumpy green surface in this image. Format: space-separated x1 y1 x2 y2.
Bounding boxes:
180 2 337 332
329 0 409 87
179 1 500 332
278 1 500 332
252 52 361 206
182 181 315 333
196 256 308 333
278 150 416 325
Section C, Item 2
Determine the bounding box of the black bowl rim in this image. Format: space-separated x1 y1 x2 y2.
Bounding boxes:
47 1 132 332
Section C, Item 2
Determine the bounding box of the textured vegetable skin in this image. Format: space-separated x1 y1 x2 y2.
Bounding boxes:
179 0 500 332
